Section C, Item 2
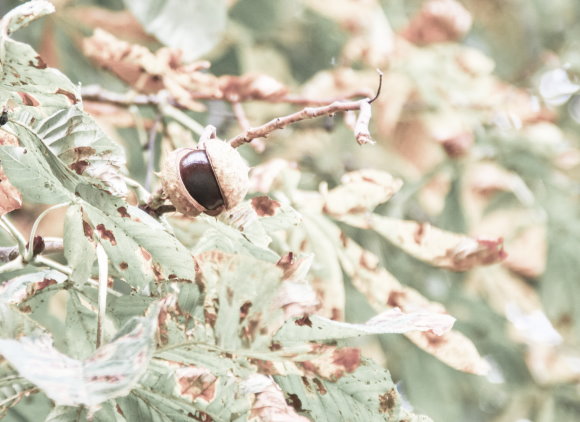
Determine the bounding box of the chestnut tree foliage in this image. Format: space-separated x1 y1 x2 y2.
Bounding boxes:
0 1 579 421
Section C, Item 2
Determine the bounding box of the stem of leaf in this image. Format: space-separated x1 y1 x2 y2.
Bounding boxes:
0 256 23 273
159 103 204 136
0 216 27 257
95 243 108 348
25 203 69 262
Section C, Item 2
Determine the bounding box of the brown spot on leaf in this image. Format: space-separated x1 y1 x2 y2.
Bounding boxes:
82 220 94 239
295 315 312 327
414 223 427 244
35 278 57 291
204 309 217 328
424 330 447 346
286 393 303 412
177 367 217 402
70 160 89 175
239 301 252 322
28 56 47 69
119 262 128 270
301 377 313 393
332 347 360 373
387 290 407 308
55 88 79 104
96 224 116 245
115 404 125 416
270 342 282 351
312 378 327 395
330 308 342 321
379 389 397 414
17 92 40 106
251 196 281 216
117 206 130 218
152 263 163 280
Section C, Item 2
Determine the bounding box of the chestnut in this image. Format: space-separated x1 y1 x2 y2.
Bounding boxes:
161 131 249 217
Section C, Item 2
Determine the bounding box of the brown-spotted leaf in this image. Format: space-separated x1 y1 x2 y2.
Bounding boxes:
313 215 489 374
323 170 403 217
243 374 310 422
339 213 506 271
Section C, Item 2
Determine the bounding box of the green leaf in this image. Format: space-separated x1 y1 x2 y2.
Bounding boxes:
23 108 127 196
0 269 67 305
64 290 98 360
123 0 226 60
1 24 78 114
275 358 402 422
64 205 96 284
0 300 162 407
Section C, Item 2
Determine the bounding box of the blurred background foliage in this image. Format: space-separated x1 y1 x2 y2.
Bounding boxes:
1 0 580 421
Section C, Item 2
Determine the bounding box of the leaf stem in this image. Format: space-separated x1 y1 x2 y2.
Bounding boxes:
0 216 27 257
95 243 108 348
158 103 204 136
25 203 69 262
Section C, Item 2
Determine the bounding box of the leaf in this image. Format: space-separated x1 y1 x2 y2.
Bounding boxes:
313 214 490 375
0 14 78 114
64 205 96 284
0 0 54 35
274 308 455 344
323 169 403 217
339 213 506 271
0 300 162 408
2 113 197 291
0 269 67 305
123 0 227 61
242 374 310 422
64 290 98 360
275 358 402 422
196 251 286 349
21 108 127 196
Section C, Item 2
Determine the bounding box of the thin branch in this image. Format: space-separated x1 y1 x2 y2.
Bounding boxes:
158 103 205 136
228 99 368 148
81 85 183 109
368 69 384 104
25 203 68 262
0 216 27 257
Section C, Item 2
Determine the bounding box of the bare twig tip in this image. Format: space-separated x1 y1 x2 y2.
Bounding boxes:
368 69 384 104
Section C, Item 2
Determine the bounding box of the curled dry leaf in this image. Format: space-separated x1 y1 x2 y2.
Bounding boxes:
323 169 403 217
401 0 473 45
243 374 310 422
83 30 288 110
339 213 506 271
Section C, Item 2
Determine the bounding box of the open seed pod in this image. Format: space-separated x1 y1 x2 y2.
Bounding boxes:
161 137 250 217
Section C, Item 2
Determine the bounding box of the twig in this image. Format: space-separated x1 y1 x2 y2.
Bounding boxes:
95 243 108 348
25 203 68 262
231 102 250 131
229 70 384 148
158 103 205 136
228 99 368 148
81 85 183 109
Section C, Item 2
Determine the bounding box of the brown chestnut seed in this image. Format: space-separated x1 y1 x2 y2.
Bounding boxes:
179 150 224 210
